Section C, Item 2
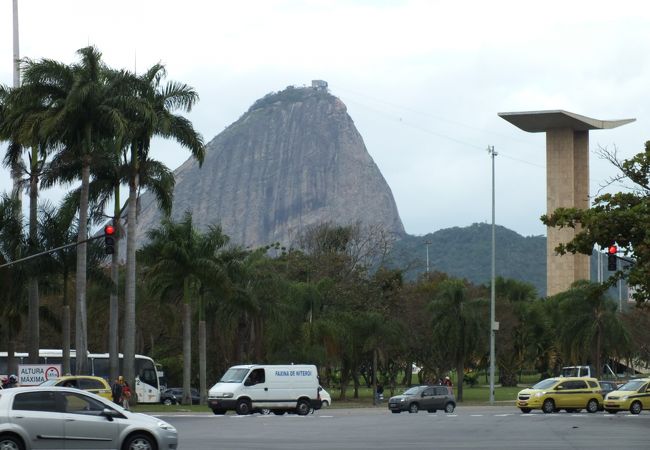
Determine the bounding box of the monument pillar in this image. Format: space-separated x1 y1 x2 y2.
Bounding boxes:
498 110 634 296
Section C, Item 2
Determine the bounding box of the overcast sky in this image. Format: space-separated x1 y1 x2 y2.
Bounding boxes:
2 0 649 238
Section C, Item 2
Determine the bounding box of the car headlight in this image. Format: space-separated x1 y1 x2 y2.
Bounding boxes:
218 392 234 398
399 398 405 402
621 395 629 400
157 421 176 431
534 392 545 398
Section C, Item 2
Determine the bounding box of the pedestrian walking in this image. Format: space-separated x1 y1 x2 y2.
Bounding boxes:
112 376 124 405
122 381 132 410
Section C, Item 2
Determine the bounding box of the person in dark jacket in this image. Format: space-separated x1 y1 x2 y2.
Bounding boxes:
111 376 124 404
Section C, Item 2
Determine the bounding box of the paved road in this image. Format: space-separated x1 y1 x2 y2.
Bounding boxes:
157 406 649 449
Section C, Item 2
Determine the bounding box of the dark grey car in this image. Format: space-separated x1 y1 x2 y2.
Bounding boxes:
388 385 455 414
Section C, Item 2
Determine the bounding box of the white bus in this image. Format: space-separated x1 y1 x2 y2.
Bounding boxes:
0 349 163 404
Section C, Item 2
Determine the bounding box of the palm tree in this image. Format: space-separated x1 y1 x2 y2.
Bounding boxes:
0 194 27 374
138 212 226 405
551 280 630 378
428 279 487 401
0 81 53 363
122 63 204 393
19 47 127 374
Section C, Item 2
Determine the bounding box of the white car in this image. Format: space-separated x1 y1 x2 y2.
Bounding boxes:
320 386 332 407
0 386 177 450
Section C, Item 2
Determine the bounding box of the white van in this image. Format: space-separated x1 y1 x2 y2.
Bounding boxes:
207 364 321 415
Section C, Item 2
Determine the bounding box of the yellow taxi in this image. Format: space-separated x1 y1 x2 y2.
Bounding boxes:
40 375 113 400
604 378 650 414
516 377 603 414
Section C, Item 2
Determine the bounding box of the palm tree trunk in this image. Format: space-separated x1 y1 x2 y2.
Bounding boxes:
62 305 71 374
75 158 90 374
456 360 464 402
109 191 120 383
182 278 192 405
199 319 206 405
62 269 70 375
27 150 39 363
123 169 138 396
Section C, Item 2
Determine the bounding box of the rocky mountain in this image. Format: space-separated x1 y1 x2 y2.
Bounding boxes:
130 84 405 250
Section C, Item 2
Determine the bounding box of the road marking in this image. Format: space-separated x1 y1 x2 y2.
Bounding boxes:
495 414 513 417
470 414 483 417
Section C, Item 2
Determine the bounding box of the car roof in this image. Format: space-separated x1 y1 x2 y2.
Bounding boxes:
55 375 108 381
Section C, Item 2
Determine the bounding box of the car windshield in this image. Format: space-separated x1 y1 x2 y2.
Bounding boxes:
618 380 646 391
403 387 421 395
532 379 557 390
219 368 249 383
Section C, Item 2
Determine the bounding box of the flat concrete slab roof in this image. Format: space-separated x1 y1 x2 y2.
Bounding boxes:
498 110 635 133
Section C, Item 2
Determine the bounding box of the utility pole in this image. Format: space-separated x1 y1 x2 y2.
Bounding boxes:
11 0 22 204
424 240 431 273
488 145 498 405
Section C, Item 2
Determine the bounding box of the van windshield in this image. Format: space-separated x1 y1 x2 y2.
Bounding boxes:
219 368 249 383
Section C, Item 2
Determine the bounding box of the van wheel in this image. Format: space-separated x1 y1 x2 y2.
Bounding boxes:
259 408 271 415
408 403 419 413
444 403 455 413
0 434 24 450
630 401 642 415
296 399 311 416
236 399 252 415
542 399 555 414
586 399 599 413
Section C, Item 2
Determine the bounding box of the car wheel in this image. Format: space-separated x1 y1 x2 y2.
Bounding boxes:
519 408 531 414
408 403 419 414
0 434 24 450
212 408 226 415
542 399 555 414
321 400 329 408
163 398 173 406
296 399 311 416
444 402 455 413
630 401 642 415
259 408 271 415
123 433 156 450
236 399 252 415
586 399 599 413
605 409 617 414
272 410 286 415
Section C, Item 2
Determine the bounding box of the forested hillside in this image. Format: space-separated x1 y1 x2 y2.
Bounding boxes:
389 223 547 296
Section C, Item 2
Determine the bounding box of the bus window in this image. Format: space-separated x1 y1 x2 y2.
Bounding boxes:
92 358 110 379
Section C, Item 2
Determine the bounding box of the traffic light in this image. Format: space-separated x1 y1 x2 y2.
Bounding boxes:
607 245 617 271
104 224 116 255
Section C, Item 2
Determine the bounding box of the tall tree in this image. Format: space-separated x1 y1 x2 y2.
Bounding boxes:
428 279 487 401
19 47 127 373
139 212 226 405
122 64 204 394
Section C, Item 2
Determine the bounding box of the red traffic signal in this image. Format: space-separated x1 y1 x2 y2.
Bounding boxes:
607 245 617 271
104 224 116 255
608 245 617 254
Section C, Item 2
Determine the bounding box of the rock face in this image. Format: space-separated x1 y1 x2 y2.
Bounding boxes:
133 86 405 249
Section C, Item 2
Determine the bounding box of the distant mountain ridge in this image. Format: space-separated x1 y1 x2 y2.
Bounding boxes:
391 223 547 296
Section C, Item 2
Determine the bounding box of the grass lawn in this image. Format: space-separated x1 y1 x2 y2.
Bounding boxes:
131 384 524 413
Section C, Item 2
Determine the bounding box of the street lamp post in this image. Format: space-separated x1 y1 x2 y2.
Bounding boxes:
488 145 498 405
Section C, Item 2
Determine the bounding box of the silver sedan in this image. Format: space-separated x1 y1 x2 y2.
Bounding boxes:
0 386 177 450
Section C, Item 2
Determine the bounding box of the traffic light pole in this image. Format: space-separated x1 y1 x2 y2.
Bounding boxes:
0 234 106 269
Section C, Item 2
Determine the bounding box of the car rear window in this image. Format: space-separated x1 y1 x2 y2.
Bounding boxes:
587 380 598 388
13 391 58 412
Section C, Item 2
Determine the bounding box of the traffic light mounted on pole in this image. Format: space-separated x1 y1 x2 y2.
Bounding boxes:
104 225 116 255
607 245 617 271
